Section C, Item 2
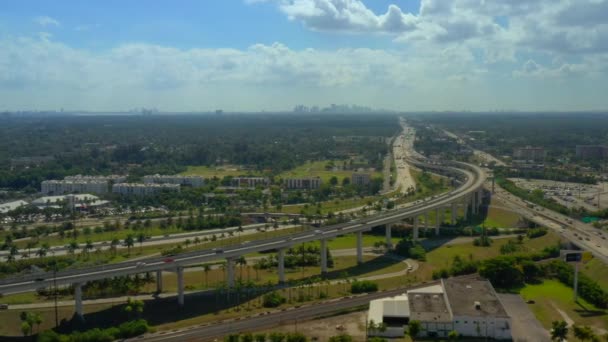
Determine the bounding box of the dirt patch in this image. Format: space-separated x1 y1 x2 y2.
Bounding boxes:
259 310 368 341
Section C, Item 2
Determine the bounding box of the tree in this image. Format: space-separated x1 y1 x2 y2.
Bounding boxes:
137 232 146 251
241 332 254 342
328 334 353 342
406 320 422 341
124 234 135 255
573 325 596 342
110 238 120 256
21 321 31 336
66 240 79 256
447 330 459 340
329 176 338 186
84 239 94 256
203 264 211 287
551 321 568 342
254 333 267 342
268 332 286 342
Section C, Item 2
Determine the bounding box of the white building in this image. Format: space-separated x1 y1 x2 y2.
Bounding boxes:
0 200 29 214
143 174 204 187
352 173 371 186
284 177 322 190
32 194 107 210
230 177 270 188
41 180 109 195
368 278 511 340
112 183 180 196
64 175 127 183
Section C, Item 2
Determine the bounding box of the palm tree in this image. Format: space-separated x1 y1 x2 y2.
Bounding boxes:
66 240 79 256
203 264 211 288
36 246 48 258
7 245 18 262
137 232 145 252
237 256 247 280
110 238 120 256
84 240 94 256
551 321 568 342
124 234 135 255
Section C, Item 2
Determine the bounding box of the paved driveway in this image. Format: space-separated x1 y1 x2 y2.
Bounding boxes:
498 293 550 342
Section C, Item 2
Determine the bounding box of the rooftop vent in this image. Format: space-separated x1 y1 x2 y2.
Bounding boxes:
474 301 481 310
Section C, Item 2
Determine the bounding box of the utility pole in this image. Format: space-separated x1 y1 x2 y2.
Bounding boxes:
574 261 579 302
53 264 58 327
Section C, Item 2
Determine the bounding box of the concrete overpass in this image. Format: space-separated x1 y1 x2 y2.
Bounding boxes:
0 158 486 318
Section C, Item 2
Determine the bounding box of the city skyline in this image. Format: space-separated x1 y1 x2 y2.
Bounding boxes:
1 0 607 112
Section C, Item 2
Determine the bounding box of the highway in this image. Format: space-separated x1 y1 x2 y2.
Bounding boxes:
491 183 608 264
0 159 485 296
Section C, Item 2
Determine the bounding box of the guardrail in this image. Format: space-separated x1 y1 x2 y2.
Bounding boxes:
0 160 485 292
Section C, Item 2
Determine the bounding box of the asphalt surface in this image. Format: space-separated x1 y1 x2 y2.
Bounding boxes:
498 294 550 342
127 285 422 342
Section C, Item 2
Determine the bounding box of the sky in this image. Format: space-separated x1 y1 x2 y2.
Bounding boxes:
1 0 607 112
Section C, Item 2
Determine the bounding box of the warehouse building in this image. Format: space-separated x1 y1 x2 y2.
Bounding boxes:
368 278 511 340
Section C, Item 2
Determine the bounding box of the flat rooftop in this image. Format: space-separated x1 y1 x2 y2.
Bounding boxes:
407 292 451 323
443 278 509 318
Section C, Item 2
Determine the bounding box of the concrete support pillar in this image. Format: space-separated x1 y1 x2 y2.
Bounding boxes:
425 212 430 229
356 231 363 264
463 199 469 221
177 266 184 307
435 208 441 236
320 239 328 273
471 195 477 215
277 248 286 284
156 270 163 293
478 189 484 207
413 216 419 241
451 202 457 225
385 224 393 249
74 282 83 319
226 258 235 288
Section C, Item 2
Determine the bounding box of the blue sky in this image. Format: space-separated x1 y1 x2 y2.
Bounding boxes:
1 0 607 111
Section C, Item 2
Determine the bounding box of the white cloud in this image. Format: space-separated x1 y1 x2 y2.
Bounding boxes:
0 33 607 111
34 16 60 27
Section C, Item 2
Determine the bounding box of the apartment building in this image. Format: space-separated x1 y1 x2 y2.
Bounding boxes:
112 183 180 196
285 177 322 190
143 174 204 187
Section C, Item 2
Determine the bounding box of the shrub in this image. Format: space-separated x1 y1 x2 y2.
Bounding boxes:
263 291 286 308
350 280 378 294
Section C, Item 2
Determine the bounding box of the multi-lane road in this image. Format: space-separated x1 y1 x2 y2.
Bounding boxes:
491 183 608 264
0 159 486 296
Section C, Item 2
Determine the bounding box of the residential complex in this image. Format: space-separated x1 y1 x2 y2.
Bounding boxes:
576 145 608 160
284 177 322 190
512 147 546 161
112 183 180 196
351 172 371 186
143 174 205 187
368 278 511 340
230 177 270 188
41 175 127 195
41 180 109 195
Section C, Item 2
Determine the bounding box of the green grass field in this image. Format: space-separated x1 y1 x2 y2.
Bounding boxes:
483 197 521 228
425 230 562 270
180 165 263 178
278 160 382 184
520 280 608 334
581 258 608 290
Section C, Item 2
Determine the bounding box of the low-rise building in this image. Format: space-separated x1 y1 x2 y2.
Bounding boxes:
41 180 109 195
64 175 127 183
576 145 608 160
285 177 322 190
112 183 180 196
32 194 107 210
143 174 204 187
368 278 511 340
351 173 371 186
0 200 29 214
513 147 546 162
230 177 270 188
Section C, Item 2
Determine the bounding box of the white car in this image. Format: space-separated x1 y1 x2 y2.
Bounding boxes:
136 262 146 268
